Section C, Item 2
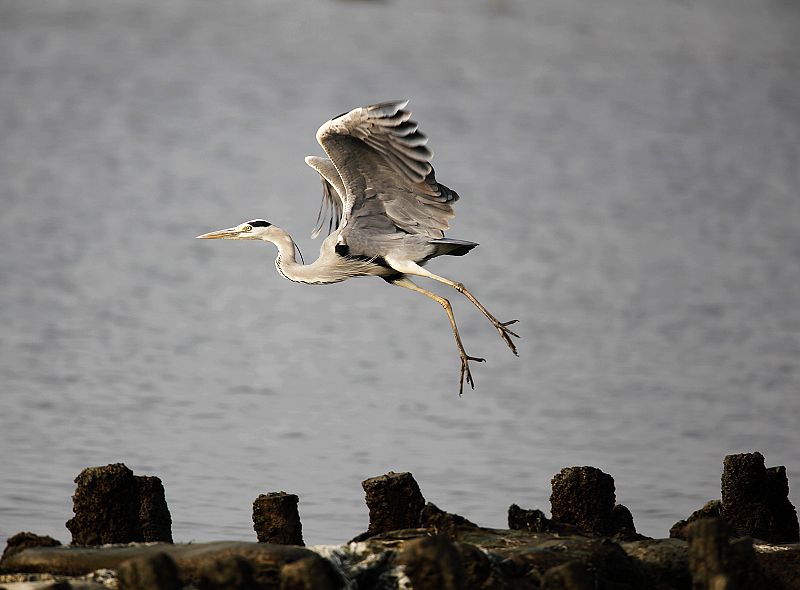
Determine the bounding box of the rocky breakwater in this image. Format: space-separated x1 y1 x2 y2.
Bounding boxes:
1 453 799 589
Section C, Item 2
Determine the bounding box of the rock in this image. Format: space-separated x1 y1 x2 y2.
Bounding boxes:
0 541 317 587
456 542 504 589
550 466 616 535
66 463 140 545
721 452 799 543
361 472 426 536
756 543 800 590
541 561 594 590
65 463 172 545
279 554 341 590
670 500 722 541
197 555 260 590
508 505 553 533
353 472 475 541
507 504 587 537
2 532 61 561
493 535 648 589
4 532 799 590
610 504 645 541
494 556 540 588
117 552 181 590
688 517 766 590
397 535 465 590
622 538 691 590
252 493 304 546
188 543 311 589
765 466 800 543
721 452 770 540
136 476 173 543
8 458 800 589
611 504 634 530
3 582 74 590
339 543 394 589
419 502 477 538
550 466 637 538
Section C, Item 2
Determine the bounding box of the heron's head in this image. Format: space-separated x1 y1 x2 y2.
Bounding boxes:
196 219 277 241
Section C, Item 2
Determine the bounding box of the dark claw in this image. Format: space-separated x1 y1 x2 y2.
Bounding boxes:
493 319 520 355
499 321 520 339
459 355 484 396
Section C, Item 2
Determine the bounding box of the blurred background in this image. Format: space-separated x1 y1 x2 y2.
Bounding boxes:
1 0 798 547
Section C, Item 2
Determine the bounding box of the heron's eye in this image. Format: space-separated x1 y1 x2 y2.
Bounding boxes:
241 225 252 232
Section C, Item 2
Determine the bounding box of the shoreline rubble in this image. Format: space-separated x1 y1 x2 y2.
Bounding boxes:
1 451 798 589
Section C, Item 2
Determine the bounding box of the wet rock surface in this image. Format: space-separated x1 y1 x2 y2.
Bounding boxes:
540 561 594 590
622 538 692 590
197 555 260 590
3 526 800 590
3 455 800 589
278 554 342 590
396 535 464 590
1 532 61 561
687 517 768 590
117 551 181 590
0 542 319 589
670 500 723 541
252 492 304 546
508 504 553 533
419 501 477 537
65 463 172 546
756 544 800 590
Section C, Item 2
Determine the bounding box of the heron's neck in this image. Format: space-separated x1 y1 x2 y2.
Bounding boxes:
268 229 331 285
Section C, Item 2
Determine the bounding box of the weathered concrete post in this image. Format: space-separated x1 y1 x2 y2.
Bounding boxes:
721 452 799 543
65 463 172 545
252 492 304 546
550 466 618 536
362 472 426 535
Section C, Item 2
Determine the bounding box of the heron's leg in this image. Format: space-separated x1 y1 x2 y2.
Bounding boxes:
387 261 520 355
389 276 485 396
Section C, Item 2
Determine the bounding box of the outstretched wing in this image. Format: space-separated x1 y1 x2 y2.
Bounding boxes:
304 156 344 239
314 100 460 243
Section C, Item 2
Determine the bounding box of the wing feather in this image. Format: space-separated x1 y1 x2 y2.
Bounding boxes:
312 100 462 248
304 156 344 239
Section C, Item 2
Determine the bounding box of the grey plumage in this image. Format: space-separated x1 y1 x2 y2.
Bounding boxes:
198 100 518 394
306 156 343 239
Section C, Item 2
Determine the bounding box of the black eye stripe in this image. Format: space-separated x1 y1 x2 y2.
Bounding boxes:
248 220 271 227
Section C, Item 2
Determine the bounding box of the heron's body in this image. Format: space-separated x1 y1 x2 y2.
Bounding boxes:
198 100 517 394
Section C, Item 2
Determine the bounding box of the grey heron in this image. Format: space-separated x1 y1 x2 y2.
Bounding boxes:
197 100 518 394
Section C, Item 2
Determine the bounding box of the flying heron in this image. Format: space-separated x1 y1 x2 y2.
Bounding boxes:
197 100 518 394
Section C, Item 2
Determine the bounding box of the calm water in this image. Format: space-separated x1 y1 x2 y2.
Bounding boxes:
1 0 799 547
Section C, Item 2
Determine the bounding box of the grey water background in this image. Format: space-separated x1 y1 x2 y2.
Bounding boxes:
1 0 799 547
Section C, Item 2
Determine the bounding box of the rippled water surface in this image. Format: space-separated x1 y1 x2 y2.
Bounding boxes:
1 0 799 547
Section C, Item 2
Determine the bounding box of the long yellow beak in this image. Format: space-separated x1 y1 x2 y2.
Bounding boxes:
196 227 239 239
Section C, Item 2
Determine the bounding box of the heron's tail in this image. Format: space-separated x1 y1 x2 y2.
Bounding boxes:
429 238 479 257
